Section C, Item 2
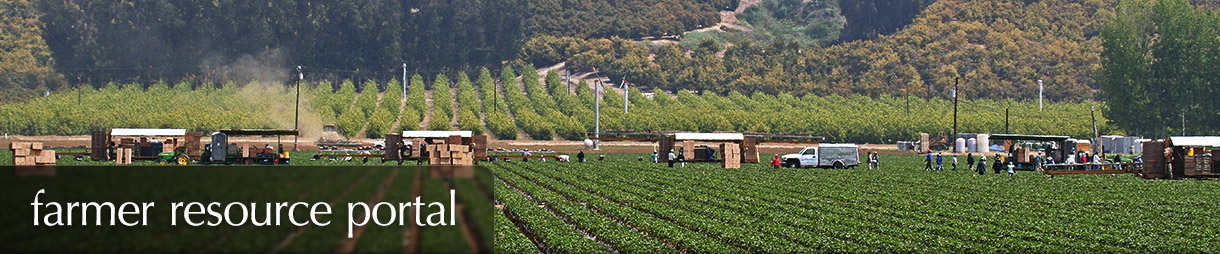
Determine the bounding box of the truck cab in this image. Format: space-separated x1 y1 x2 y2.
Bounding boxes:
780 144 860 169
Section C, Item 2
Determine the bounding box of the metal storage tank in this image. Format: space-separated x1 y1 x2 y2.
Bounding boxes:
967 138 977 153
955 138 966 153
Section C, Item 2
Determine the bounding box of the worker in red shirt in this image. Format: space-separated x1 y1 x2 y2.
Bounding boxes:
771 154 781 169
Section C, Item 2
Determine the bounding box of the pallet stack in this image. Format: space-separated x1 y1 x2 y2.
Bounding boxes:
114 145 135 164
720 143 741 169
426 143 473 165
11 142 56 166
682 140 695 159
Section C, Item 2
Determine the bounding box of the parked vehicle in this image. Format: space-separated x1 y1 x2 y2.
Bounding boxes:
780 144 860 169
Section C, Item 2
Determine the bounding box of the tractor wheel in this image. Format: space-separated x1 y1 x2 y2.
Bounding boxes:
176 154 190 165
157 159 168 165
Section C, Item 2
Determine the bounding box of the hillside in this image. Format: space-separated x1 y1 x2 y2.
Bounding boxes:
525 0 1128 101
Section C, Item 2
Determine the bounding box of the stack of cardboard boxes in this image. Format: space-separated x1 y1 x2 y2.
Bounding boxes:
682 140 695 159
427 142 473 165
114 146 134 164
720 143 741 169
11 142 56 166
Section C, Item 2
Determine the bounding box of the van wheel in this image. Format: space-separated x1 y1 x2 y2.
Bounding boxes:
833 161 845 169
787 159 800 168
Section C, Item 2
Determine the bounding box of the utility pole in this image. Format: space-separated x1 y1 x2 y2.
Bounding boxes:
1037 79 1043 111
409 62 414 99
952 77 959 152
77 76 82 105
294 66 302 151
621 77 628 114
1181 111 1186 136
1005 108 1010 134
1091 106 1099 139
565 69 572 95
594 79 601 150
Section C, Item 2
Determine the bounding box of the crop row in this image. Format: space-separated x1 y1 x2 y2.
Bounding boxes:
487 154 1220 252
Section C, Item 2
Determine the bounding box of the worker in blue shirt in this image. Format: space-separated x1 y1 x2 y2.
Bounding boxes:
924 151 933 171
1035 152 1044 171
935 153 944 171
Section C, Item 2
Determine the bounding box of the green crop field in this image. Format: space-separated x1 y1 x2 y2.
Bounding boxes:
4 151 1219 252
488 153 1220 253
0 65 1116 143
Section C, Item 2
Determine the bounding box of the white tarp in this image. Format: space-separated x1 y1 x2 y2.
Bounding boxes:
111 128 187 136
673 133 744 141
401 130 473 138
1169 136 1220 147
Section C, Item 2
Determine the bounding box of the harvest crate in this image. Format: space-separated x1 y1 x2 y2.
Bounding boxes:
1142 141 1166 179
10 142 55 166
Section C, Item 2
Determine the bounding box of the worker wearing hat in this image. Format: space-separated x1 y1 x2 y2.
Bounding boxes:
667 149 676 168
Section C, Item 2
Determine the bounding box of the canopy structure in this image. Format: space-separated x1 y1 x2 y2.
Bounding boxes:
987 134 1071 141
673 132 744 141
1167 136 1220 147
110 128 187 136
402 130 473 138
219 129 299 136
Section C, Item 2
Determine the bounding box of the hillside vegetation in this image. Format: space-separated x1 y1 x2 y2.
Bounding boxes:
526 0 1124 101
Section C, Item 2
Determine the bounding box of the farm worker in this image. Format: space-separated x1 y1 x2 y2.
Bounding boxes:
977 155 987 175
651 150 658 163
772 154 781 169
279 144 288 158
993 155 1004 174
707 148 715 161
667 149 676 168
936 153 944 171
875 152 882 169
873 152 881 169
677 149 686 168
966 153 975 172
1035 153 1044 171
952 155 958 171
1007 160 1016 176
417 143 427 165
866 152 875 169
577 149 586 163
1098 152 1107 168
924 151 933 171
149 137 159 143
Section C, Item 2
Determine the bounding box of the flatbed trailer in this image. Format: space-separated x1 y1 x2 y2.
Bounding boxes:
200 129 297 165
1043 162 1142 176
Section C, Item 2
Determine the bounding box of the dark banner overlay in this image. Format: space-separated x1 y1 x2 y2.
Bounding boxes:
0 166 493 253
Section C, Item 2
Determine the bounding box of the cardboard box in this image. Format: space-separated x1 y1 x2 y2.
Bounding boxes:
16 157 35 166
31 142 43 150
14 149 30 157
